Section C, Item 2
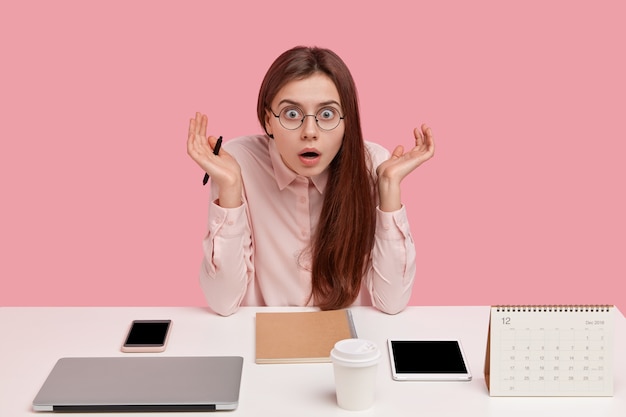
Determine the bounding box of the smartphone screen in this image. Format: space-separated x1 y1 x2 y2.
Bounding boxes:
122 320 171 352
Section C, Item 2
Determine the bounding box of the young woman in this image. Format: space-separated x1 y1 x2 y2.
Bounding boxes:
187 46 434 316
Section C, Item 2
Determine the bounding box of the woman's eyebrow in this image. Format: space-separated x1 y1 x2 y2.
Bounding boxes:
277 99 342 108
319 100 342 107
277 99 299 107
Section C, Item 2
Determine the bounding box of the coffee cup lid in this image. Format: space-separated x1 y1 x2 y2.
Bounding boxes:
330 338 381 367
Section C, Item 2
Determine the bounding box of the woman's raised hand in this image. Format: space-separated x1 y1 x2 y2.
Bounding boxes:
187 112 243 207
377 124 435 182
376 124 435 212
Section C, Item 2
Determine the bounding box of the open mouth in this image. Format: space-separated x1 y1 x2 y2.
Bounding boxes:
300 151 320 159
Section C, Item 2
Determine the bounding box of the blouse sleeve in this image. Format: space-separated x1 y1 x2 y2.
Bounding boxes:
199 200 254 316
366 205 416 314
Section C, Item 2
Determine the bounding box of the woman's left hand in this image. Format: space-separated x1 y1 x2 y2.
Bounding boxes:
376 124 435 212
377 124 435 183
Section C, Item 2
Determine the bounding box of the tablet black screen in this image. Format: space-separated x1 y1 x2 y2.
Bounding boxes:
390 340 468 374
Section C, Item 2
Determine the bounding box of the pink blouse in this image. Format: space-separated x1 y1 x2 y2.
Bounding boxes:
199 135 416 316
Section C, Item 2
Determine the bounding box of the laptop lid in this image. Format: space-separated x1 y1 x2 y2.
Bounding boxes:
33 356 243 412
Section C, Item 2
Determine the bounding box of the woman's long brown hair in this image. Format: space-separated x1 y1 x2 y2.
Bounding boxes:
257 46 376 310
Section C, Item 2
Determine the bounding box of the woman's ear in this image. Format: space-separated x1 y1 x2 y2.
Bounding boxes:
264 110 274 139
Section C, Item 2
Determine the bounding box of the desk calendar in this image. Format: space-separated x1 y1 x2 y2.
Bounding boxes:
485 305 614 396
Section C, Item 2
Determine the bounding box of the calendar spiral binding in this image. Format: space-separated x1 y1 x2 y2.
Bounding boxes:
493 304 613 313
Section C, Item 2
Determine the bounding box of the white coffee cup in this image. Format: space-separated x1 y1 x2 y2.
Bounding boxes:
330 338 381 411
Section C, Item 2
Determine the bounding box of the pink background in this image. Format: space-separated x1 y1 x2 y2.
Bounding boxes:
1 1 624 310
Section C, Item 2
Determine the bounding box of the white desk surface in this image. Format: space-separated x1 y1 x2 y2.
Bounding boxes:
1 306 625 416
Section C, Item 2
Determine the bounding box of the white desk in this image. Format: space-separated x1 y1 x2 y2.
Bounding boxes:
1 306 625 416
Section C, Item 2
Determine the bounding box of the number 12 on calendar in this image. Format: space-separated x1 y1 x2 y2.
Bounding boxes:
484 305 614 396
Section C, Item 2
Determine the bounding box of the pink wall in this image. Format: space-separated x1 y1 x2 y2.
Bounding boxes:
1 1 624 311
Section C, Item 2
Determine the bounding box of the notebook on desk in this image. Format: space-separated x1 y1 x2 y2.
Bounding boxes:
255 309 357 364
32 356 243 412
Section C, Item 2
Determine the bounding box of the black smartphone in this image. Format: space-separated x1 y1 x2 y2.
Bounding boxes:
121 320 172 353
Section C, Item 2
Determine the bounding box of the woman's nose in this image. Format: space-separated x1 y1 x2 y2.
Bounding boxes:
301 115 319 139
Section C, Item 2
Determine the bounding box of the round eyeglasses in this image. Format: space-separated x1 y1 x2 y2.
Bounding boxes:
270 105 345 131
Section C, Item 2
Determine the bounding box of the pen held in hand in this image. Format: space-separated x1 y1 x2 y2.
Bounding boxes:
202 136 223 186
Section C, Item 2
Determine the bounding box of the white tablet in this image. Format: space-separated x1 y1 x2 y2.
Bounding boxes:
387 339 472 381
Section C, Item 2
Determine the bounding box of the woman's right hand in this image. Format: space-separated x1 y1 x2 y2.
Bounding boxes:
187 112 243 208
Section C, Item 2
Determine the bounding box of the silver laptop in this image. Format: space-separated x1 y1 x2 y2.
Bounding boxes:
33 356 243 412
